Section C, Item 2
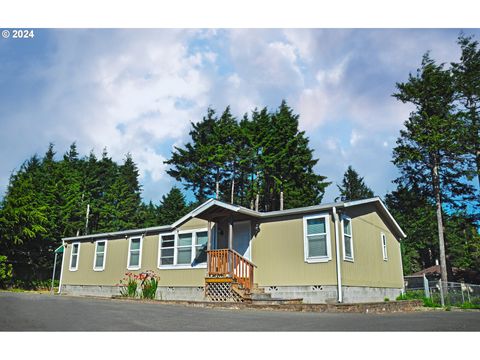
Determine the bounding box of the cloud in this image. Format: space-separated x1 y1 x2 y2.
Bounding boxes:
0 29 216 201
2 28 480 204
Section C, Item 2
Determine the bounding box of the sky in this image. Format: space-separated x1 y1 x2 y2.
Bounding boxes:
1 28 479 205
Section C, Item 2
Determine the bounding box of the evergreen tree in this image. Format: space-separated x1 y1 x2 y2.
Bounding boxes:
392 53 477 284
138 201 159 228
166 108 217 202
386 185 480 276
0 143 148 286
157 187 189 225
165 101 330 211
385 186 439 274
451 34 480 190
336 165 374 201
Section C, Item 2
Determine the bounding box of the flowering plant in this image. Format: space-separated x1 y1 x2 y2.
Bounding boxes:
140 270 160 299
116 270 160 299
117 272 138 297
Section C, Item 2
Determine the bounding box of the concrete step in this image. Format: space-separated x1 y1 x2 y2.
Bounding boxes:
251 293 273 301
248 298 304 305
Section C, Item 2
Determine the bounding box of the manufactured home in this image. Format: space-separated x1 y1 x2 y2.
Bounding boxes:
58 197 406 303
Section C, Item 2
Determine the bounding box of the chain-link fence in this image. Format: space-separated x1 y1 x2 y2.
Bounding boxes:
403 275 480 308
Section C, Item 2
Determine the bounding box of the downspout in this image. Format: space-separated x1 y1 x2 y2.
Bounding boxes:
333 207 343 303
57 240 65 294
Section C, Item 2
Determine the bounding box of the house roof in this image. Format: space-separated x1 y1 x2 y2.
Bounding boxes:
62 196 406 242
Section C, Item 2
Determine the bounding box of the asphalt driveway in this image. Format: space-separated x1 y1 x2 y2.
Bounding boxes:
1 291 479 331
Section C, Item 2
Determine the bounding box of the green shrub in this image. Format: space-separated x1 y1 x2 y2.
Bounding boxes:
141 271 159 300
384 297 390 302
118 273 138 297
0 255 13 289
117 271 160 299
396 290 424 301
422 297 441 308
459 302 480 310
470 297 480 306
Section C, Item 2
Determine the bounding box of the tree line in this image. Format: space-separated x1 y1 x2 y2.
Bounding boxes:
0 144 192 286
0 34 479 288
166 101 330 211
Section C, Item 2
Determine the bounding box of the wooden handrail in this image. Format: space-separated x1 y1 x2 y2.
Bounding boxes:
207 249 256 291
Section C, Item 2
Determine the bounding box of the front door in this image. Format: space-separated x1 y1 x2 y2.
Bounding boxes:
233 220 251 260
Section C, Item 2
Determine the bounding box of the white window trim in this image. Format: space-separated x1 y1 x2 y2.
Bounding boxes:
303 213 332 263
127 236 143 270
93 240 108 271
69 242 80 271
341 216 354 262
158 228 208 270
381 232 388 261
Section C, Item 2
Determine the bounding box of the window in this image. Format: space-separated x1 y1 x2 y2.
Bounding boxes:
303 214 331 262
159 234 175 265
93 240 107 271
69 242 80 271
342 217 354 261
177 233 193 265
381 233 388 261
127 237 142 270
195 231 208 259
158 229 208 268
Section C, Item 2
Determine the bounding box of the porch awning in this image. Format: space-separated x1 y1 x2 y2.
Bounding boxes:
54 245 64 254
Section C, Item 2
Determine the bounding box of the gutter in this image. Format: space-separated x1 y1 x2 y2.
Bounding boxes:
57 240 65 294
333 206 343 303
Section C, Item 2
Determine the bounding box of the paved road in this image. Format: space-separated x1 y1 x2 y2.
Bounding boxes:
1 291 479 331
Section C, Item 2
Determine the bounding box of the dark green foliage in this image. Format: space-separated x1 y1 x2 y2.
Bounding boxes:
395 291 441 307
0 143 149 286
391 53 479 284
0 255 13 288
165 101 330 211
385 186 439 274
156 187 190 225
392 53 475 210
451 34 480 189
336 165 374 201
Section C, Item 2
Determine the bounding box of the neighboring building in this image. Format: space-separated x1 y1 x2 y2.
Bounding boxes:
410 265 480 285
58 197 406 303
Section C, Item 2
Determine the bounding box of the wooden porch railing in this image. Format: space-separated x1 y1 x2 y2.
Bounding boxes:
207 249 256 291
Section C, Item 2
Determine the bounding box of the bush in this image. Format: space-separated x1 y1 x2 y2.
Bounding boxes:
118 273 138 297
140 271 160 299
396 290 424 301
0 255 13 289
117 271 160 299
422 297 441 308
384 297 390 302
459 302 480 310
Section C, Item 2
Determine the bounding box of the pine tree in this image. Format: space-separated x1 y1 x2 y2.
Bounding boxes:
157 187 189 225
165 102 330 211
392 53 477 284
451 34 480 190
336 166 374 201
385 185 439 274
166 108 217 202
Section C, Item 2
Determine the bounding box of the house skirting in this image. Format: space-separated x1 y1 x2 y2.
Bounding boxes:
263 285 403 304
61 285 206 301
61 284 402 303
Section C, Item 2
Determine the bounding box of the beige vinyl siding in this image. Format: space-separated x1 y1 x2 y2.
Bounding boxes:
61 218 208 287
251 204 403 288
252 214 338 286
340 204 404 288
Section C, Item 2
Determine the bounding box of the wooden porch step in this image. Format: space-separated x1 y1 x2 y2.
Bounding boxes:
205 277 233 283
